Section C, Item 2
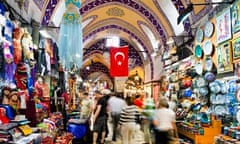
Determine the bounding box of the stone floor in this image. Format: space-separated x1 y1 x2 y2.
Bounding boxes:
104 129 148 144
105 139 122 144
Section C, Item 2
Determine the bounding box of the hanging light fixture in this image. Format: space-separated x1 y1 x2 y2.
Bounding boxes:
134 70 140 81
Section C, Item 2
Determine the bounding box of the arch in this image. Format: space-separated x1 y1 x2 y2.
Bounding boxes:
83 24 154 80
80 62 111 81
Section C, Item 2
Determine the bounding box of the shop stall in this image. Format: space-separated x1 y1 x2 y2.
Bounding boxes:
161 1 240 143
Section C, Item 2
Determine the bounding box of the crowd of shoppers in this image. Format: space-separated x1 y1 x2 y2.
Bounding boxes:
79 90 178 144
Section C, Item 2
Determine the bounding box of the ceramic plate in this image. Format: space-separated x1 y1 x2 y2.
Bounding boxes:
203 40 213 55
199 96 208 105
237 109 240 123
215 94 224 104
220 81 228 94
195 45 203 58
210 93 216 104
205 56 213 71
214 105 226 115
236 89 240 102
195 61 203 75
199 87 209 96
204 21 214 38
196 77 207 87
228 80 237 93
196 28 204 43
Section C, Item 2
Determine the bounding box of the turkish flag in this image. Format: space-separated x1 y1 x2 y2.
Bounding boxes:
110 46 128 77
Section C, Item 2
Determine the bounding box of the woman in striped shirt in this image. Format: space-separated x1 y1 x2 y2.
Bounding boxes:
119 97 141 144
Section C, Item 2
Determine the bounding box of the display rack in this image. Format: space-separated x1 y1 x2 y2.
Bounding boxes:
177 117 222 144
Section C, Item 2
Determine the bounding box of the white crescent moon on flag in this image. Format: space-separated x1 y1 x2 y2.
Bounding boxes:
114 52 125 61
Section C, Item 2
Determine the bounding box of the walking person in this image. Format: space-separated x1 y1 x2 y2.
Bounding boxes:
119 97 141 144
107 92 126 141
152 98 178 144
92 91 108 144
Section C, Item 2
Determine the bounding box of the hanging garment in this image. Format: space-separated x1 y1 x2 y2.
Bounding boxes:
4 19 14 41
0 2 5 16
13 28 23 64
14 62 28 90
37 49 47 74
58 0 82 70
26 89 37 127
22 31 34 60
45 52 51 74
30 59 36 85
0 13 5 39
3 42 15 82
0 43 4 79
51 43 59 70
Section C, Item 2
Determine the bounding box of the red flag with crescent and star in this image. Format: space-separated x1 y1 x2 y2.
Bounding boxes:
110 46 128 77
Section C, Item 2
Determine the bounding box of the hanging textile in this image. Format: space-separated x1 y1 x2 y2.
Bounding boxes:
3 42 14 82
58 0 83 70
0 44 4 79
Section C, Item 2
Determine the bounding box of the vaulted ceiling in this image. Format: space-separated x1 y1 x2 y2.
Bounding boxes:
6 0 212 81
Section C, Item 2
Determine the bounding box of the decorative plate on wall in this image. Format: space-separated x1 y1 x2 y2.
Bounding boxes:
237 109 240 123
205 56 213 71
196 28 204 43
195 61 203 75
203 40 213 56
195 45 203 58
204 21 214 38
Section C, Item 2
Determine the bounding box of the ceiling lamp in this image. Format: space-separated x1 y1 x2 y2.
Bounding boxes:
134 70 140 81
177 0 235 25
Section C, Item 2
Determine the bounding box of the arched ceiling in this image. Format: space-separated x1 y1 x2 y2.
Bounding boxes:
6 0 212 81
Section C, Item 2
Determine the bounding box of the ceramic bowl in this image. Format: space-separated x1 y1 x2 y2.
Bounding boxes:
204 72 215 82
209 81 221 93
199 87 209 96
184 89 193 97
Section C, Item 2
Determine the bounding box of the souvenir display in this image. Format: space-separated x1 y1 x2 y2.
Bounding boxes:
204 21 214 38
3 0 240 144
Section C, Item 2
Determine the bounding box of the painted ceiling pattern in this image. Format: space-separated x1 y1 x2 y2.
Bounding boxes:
80 62 112 81
34 0 211 80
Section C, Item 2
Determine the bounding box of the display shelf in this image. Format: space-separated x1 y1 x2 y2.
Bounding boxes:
177 118 222 144
214 134 240 144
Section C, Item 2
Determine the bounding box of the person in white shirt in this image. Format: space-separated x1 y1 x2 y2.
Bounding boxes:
107 92 126 141
152 98 178 144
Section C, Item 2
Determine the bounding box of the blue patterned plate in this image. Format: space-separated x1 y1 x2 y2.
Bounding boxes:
195 45 203 58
